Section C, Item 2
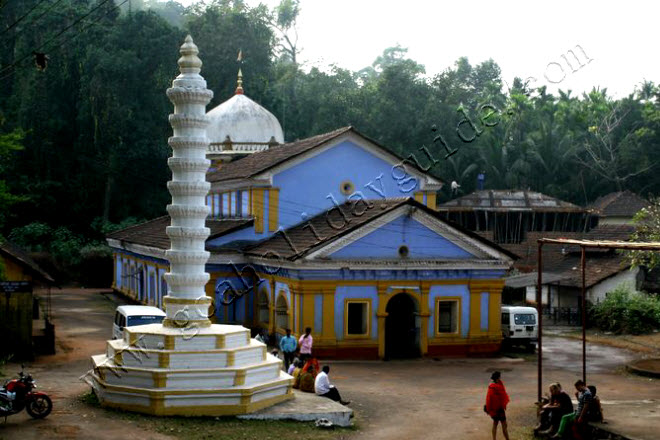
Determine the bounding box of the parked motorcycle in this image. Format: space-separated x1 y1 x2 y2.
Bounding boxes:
0 365 52 419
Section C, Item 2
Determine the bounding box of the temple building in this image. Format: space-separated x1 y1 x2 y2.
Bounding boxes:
108 70 516 359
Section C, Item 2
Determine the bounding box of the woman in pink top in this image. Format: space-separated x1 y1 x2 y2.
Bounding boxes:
299 327 313 361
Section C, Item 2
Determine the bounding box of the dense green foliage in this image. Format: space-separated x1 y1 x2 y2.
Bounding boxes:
590 285 660 334
1 0 659 282
624 197 660 270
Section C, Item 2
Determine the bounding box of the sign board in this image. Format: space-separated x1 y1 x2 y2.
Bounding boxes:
0 281 33 293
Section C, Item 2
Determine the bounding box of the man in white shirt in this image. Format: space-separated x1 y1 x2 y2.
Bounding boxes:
314 366 350 405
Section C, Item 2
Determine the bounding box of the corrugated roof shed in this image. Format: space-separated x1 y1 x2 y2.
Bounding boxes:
439 190 585 212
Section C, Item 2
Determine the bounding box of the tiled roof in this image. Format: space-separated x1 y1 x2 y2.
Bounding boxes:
207 126 443 183
245 197 517 261
107 216 253 250
0 239 54 283
496 224 636 288
439 190 585 212
589 191 649 217
208 127 352 182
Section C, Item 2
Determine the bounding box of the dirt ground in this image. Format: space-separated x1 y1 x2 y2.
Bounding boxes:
1 288 659 440
0 289 173 440
555 327 660 355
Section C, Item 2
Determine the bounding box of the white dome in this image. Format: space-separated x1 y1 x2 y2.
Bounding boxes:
206 94 284 145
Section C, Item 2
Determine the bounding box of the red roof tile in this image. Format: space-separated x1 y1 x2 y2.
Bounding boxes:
589 191 649 218
207 126 444 184
107 216 253 250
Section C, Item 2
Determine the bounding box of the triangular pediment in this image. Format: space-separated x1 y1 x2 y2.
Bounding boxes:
304 205 513 263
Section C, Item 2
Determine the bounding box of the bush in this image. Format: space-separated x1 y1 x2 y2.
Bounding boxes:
591 284 660 335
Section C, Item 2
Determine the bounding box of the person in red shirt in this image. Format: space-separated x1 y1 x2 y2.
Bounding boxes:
485 371 510 440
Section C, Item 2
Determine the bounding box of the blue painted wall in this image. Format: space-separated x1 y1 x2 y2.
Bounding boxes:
209 140 423 246
333 285 379 341
329 215 475 259
213 272 255 323
314 294 323 335
480 293 489 331
274 140 420 230
428 284 470 338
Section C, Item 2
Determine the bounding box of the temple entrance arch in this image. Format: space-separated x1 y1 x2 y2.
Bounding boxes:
385 293 420 359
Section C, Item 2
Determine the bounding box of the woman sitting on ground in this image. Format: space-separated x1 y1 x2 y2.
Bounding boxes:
291 360 303 389
301 357 320 377
298 364 316 393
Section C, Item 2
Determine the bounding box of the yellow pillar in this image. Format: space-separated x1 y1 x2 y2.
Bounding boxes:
268 279 276 335
427 192 437 210
268 188 279 232
420 282 432 355
321 288 336 343
488 288 502 339
414 192 424 203
301 287 315 336
377 284 390 359
252 188 265 233
469 289 483 338
377 313 388 358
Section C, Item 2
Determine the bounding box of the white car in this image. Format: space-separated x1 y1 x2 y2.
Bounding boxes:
112 305 166 340
501 305 538 351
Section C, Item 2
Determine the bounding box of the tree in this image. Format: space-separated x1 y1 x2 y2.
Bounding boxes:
625 197 660 270
270 0 300 64
0 126 27 229
572 90 651 191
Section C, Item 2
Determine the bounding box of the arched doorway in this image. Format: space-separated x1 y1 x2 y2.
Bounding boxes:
257 288 270 326
385 293 420 359
275 295 289 330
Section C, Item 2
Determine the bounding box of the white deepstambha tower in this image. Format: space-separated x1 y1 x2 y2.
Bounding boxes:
163 35 214 329
86 36 293 415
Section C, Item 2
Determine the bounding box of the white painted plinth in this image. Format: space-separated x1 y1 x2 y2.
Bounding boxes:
86 324 293 416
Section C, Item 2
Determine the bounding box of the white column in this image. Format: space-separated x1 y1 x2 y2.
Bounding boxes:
163 35 214 327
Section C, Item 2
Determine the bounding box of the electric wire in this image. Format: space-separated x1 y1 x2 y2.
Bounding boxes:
0 0 116 77
0 0 129 84
212 193 478 251
2 0 67 40
0 0 51 36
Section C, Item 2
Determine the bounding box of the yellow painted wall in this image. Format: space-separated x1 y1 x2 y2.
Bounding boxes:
1 256 34 282
268 189 279 232
251 188 265 233
242 275 505 357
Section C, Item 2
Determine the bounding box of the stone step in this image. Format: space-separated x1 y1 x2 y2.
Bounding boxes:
86 367 294 416
108 339 267 370
123 323 251 351
92 354 285 390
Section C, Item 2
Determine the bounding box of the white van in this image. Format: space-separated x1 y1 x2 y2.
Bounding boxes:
112 305 166 340
501 305 538 351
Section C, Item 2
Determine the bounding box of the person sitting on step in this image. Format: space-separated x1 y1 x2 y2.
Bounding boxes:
315 365 350 405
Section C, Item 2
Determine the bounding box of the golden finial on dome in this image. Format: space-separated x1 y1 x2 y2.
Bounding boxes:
235 50 244 95
178 35 202 75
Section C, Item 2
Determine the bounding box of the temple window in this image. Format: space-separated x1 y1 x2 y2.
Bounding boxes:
437 299 459 334
346 300 370 336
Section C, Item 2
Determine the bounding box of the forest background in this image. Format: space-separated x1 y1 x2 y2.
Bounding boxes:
1 0 659 283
